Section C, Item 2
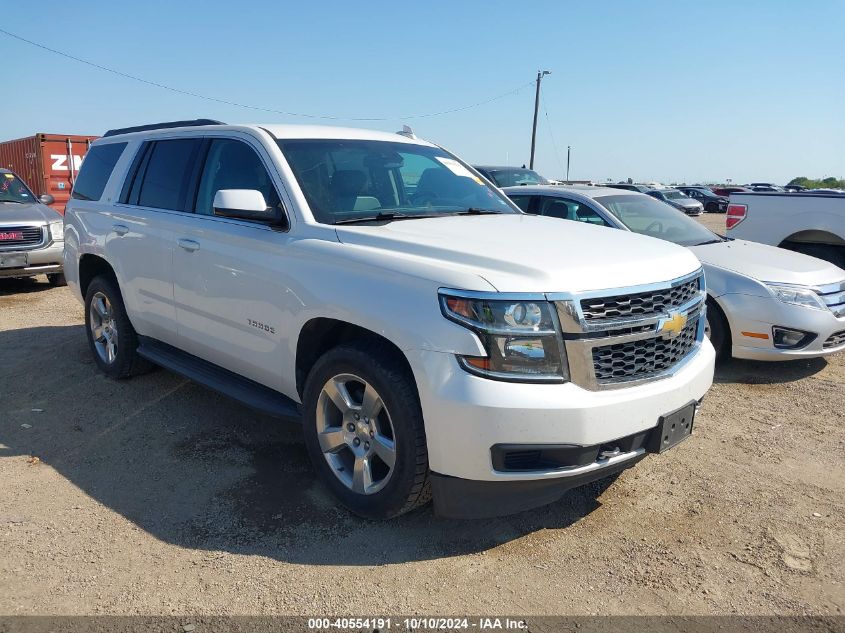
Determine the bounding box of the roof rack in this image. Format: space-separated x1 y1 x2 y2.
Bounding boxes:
103 119 226 138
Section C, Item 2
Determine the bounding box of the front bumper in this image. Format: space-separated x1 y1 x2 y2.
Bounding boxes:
0 241 63 278
719 293 845 360
411 340 714 488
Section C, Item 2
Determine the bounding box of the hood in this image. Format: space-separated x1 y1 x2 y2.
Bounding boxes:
675 198 703 208
689 239 845 286
0 201 61 225
334 214 701 293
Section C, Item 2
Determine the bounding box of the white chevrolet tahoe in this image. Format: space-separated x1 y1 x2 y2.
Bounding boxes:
63 120 715 519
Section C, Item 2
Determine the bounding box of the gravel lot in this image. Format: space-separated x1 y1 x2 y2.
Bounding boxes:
1 213 843 616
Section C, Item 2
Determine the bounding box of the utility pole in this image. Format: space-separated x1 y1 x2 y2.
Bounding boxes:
529 70 550 169
566 146 571 181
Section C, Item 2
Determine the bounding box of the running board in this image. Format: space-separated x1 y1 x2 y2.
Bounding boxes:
137 337 301 421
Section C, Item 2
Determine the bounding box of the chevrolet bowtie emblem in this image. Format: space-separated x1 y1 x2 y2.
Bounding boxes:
659 311 687 338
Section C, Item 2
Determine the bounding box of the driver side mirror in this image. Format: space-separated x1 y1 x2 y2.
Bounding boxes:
39 193 55 206
213 189 274 223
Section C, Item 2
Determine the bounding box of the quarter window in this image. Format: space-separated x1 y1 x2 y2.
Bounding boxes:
71 143 127 201
195 139 282 219
137 139 202 211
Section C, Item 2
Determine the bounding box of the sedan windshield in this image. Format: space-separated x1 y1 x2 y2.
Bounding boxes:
595 194 720 246
0 173 35 204
277 139 517 224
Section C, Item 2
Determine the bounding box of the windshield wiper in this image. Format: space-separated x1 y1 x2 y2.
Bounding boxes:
334 212 445 225
695 238 725 246
456 208 505 215
0 199 24 204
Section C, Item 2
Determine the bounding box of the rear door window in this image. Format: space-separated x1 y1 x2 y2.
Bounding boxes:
71 143 127 201
137 139 202 211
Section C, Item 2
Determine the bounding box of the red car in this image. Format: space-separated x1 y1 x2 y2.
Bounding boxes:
711 186 751 197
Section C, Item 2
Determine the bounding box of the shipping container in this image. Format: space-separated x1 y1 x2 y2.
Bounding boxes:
0 133 100 214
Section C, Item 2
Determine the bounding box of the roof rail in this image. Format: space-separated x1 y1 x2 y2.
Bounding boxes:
103 119 226 138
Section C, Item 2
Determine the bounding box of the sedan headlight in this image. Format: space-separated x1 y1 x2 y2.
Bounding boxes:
49 221 64 241
765 283 826 311
439 292 569 382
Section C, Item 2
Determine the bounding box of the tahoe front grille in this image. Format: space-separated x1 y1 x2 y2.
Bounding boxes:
592 316 699 383
0 225 45 249
823 330 845 350
580 277 699 321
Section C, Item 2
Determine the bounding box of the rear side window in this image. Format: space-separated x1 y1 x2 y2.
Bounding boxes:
137 139 202 211
71 143 127 201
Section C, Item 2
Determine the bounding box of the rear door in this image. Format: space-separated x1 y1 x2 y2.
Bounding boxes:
170 134 297 391
106 137 203 344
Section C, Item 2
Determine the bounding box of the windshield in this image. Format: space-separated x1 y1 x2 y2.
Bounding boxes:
595 194 720 246
0 173 35 204
488 168 549 187
277 140 518 224
662 190 688 200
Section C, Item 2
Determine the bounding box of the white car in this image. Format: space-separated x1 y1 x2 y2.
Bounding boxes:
505 186 845 360
63 120 714 519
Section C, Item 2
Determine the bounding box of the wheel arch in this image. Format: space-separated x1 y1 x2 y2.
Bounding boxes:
78 254 117 298
295 318 415 400
779 230 844 247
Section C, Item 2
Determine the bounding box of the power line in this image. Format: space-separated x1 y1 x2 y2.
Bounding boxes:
0 27 534 122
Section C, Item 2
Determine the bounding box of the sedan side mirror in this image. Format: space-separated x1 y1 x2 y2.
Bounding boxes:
213 189 273 222
39 193 55 206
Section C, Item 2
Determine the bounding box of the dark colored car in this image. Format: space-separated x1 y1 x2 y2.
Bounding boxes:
472 166 549 187
602 183 652 193
783 184 808 193
711 186 751 197
646 188 704 216
675 186 729 213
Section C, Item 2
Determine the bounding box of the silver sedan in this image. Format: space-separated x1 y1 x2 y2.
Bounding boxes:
504 185 845 360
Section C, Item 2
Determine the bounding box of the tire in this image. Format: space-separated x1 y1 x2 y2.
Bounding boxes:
705 202 717 213
84 275 153 379
782 242 845 269
704 298 730 361
47 272 67 287
302 341 430 519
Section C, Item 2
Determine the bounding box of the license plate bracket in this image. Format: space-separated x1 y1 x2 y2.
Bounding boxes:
648 402 696 453
0 252 27 269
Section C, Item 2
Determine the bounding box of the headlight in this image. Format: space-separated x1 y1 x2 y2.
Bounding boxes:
439 292 569 382
765 283 826 311
49 221 64 241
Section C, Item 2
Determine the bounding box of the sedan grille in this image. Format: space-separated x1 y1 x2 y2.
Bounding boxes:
581 276 700 321
592 316 699 383
0 225 44 249
823 330 845 350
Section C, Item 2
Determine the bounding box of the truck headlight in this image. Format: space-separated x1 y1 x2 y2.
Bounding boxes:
49 221 64 242
765 283 826 311
439 291 569 382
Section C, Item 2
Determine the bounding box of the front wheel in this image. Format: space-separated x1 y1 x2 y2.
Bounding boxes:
704 298 730 361
302 342 431 519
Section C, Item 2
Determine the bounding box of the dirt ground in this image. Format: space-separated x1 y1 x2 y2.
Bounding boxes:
1 213 843 616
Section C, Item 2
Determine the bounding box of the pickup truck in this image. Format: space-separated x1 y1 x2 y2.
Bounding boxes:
63 120 715 519
726 192 845 267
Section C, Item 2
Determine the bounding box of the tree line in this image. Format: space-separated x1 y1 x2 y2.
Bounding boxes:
787 176 845 189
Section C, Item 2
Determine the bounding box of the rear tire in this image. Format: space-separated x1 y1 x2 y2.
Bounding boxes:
704 298 730 361
84 275 153 379
302 341 431 519
47 272 66 287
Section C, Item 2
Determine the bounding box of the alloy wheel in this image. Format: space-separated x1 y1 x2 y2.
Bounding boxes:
89 291 119 364
315 373 397 495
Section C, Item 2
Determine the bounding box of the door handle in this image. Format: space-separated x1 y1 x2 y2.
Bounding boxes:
177 238 200 252
112 224 129 236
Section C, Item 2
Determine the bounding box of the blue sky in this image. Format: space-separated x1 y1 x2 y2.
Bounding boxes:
2 0 842 184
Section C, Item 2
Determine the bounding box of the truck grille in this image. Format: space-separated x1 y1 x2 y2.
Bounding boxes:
592 316 699 383
823 330 845 349
555 270 706 390
580 277 700 321
0 225 45 249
